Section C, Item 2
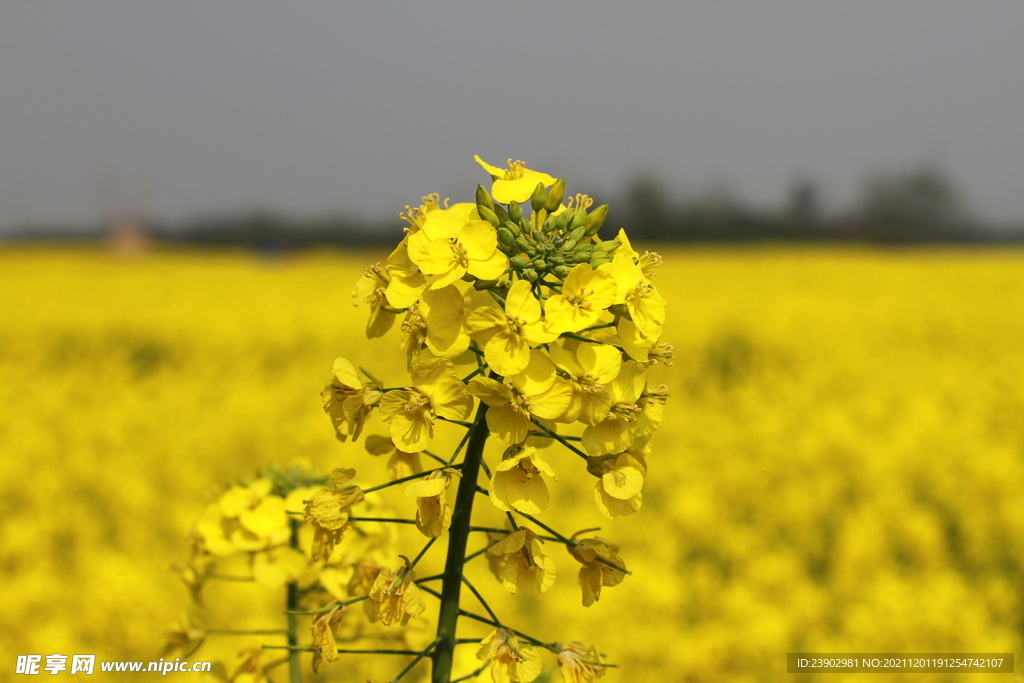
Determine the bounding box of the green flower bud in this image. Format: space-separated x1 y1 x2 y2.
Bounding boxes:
505 221 522 237
576 243 595 252
531 229 545 242
497 227 515 248
530 183 546 213
584 204 609 237
522 268 539 282
562 239 577 251
552 265 571 278
568 208 588 231
573 252 592 263
594 240 621 254
518 217 532 234
508 200 523 223
476 185 495 213
589 256 611 268
473 278 499 290
532 259 548 271
548 255 564 266
510 256 527 270
478 206 501 228
544 178 566 212
493 203 510 225
514 238 533 253
566 226 587 244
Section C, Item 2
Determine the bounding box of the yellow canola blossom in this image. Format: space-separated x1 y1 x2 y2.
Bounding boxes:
321 357 382 443
549 340 621 425
568 537 627 607
405 467 461 538
399 284 471 367
487 527 557 595
556 641 606 683
364 433 424 481
368 560 426 627
303 467 365 561
378 359 473 452
475 154 557 204
412 219 509 290
469 375 572 444
489 445 557 514
544 264 617 334
477 628 543 683
587 451 646 518
467 280 559 377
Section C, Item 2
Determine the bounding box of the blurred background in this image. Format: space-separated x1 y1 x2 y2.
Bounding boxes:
2 2 1023 682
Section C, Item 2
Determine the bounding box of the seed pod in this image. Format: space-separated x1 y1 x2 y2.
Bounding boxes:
510 256 527 270
594 240 621 254
508 200 523 223
530 183 547 213
478 206 501 228
552 265 571 279
584 204 609 236
522 268 539 282
497 227 515 248
544 178 566 212
476 185 495 213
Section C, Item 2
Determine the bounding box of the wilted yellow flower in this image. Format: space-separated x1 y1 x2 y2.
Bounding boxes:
568 537 627 607
228 648 270 683
310 601 346 673
405 468 461 538
378 359 474 452
475 154 556 204
487 527 556 595
321 357 382 443
556 642 605 683
544 264 617 334
364 434 424 481
476 627 543 683
490 445 556 514
470 375 571 444
587 452 645 518
303 468 365 560
162 612 205 658
466 280 558 377
368 559 426 627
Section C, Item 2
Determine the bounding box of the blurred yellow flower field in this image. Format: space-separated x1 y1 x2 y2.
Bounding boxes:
1 244 1022 681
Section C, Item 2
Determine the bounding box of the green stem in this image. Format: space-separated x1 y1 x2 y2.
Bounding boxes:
285 519 303 683
431 400 490 683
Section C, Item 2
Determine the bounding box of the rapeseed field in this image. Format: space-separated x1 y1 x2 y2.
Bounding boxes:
1 244 1022 682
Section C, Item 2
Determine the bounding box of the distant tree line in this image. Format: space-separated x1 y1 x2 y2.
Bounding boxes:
4 166 1022 247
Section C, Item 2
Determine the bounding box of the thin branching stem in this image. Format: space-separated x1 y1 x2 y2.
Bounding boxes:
529 419 588 460
363 467 456 495
436 416 474 428
451 662 491 682
514 511 631 575
389 638 441 683
460 576 501 625
349 517 417 525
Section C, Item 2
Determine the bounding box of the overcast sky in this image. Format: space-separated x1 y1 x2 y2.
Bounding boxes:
2 2 1022 233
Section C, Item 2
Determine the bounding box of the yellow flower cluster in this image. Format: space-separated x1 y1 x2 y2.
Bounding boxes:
316 156 672 682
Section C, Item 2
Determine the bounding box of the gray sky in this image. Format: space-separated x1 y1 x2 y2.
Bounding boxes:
2 1 1023 232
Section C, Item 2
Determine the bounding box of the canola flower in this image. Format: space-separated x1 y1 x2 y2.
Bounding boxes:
167 156 670 683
